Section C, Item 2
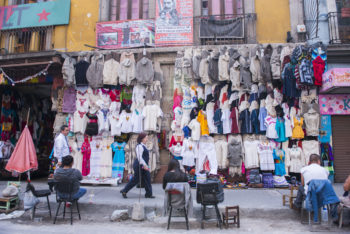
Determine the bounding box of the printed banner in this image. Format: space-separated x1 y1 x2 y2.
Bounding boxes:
319 115 332 143
319 94 350 115
200 16 244 38
96 20 155 49
155 0 193 46
0 0 70 30
321 68 350 92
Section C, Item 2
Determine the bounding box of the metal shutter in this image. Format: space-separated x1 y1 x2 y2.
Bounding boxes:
332 116 350 182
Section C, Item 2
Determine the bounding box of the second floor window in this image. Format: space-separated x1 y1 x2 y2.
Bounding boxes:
110 0 149 21
201 0 243 16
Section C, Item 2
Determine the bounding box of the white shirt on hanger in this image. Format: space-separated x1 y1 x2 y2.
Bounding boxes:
131 108 144 133
120 111 133 133
142 104 163 132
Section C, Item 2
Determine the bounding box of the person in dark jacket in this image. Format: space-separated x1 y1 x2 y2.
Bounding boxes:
120 133 154 198
163 159 188 190
54 155 86 200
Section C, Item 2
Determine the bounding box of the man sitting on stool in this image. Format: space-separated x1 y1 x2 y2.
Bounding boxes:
293 154 329 208
54 155 87 201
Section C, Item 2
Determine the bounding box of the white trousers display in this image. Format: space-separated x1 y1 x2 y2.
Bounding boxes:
215 140 228 169
197 141 218 174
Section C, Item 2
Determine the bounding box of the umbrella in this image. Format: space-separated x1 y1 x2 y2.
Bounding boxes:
5 125 38 180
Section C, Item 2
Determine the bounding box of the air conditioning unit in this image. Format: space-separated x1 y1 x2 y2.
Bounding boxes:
297 24 306 33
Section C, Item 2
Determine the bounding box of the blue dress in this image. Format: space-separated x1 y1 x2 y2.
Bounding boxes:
275 117 288 142
111 142 126 179
273 149 286 176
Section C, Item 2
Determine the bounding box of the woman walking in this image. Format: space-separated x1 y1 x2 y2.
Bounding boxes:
120 133 154 198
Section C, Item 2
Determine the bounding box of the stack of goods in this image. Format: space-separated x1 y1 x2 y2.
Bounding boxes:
54 52 164 182
170 44 326 188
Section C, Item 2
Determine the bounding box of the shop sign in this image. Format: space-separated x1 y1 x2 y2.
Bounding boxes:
319 94 350 115
321 68 350 92
0 0 70 30
96 20 155 49
155 0 193 46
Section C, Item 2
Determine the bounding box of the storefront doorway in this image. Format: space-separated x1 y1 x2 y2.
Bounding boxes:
332 115 350 182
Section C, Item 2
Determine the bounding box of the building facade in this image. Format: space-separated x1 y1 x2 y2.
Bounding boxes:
0 0 349 183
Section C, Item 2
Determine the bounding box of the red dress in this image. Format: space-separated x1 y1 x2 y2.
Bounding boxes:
81 139 91 176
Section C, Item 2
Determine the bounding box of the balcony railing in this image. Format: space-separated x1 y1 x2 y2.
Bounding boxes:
328 12 350 44
194 14 255 45
0 26 53 55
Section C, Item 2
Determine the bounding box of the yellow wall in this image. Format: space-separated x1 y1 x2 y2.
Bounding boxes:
53 0 99 52
255 0 291 43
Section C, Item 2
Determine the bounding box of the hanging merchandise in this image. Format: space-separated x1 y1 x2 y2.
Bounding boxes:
111 141 126 179
273 148 286 176
51 51 165 184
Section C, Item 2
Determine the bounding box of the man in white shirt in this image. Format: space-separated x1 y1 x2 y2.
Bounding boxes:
54 125 70 167
301 154 329 193
293 154 329 208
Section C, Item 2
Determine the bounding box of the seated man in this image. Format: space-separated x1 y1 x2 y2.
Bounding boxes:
54 155 86 200
340 175 350 206
294 154 329 208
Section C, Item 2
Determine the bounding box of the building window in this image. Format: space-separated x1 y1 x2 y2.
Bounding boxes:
110 0 149 21
0 27 52 54
201 0 243 16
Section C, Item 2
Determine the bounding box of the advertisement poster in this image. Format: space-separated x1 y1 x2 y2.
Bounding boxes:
96 20 155 49
319 94 350 115
155 0 193 46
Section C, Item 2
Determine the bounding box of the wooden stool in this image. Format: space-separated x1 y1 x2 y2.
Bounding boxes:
282 186 298 208
222 206 240 228
0 196 19 214
0 181 20 214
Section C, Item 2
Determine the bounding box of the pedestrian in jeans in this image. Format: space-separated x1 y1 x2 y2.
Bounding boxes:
120 133 154 198
54 155 87 201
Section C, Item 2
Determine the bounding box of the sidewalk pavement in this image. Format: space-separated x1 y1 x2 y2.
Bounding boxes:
0 179 346 222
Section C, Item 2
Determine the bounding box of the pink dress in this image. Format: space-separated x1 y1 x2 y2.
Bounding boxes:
81 139 91 176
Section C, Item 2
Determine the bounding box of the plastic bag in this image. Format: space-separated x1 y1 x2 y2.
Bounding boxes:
2 185 19 197
23 191 40 210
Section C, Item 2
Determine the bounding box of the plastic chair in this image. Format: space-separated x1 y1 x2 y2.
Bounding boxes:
338 203 350 228
166 189 189 230
197 182 223 229
53 180 81 225
26 183 52 220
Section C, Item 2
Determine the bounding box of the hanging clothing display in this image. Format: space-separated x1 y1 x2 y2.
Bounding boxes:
273 149 286 176
181 138 196 167
111 141 126 179
81 138 91 176
243 138 260 169
257 141 275 171
89 139 102 178
285 146 305 173
97 109 110 134
100 137 113 178
142 104 163 132
292 117 304 139
85 112 99 136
